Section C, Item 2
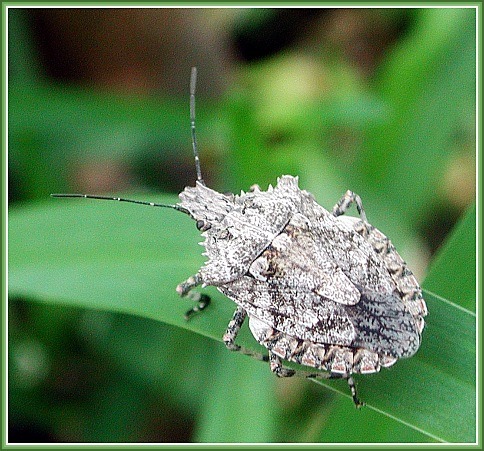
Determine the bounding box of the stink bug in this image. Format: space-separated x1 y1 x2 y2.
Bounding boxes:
52 68 427 407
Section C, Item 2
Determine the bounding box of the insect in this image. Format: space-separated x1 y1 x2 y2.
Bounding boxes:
52 67 428 407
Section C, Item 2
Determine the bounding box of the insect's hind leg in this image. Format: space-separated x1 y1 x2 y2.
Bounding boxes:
269 351 332 379
269 352 364 408
332 190 368 223
176 273 211 320
223 307 269 362
346 376 363 408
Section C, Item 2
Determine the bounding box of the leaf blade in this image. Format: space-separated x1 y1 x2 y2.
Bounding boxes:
423 203 476 312
8 198 476 442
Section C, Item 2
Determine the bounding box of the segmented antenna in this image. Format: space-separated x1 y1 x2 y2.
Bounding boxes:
50 68 202 214
190 67 204 185
50 193 189 215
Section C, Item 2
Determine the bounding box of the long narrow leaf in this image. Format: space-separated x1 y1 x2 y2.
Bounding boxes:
8 197 476 442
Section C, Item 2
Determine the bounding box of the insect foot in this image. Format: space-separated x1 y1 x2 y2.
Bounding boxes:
176 274 211 320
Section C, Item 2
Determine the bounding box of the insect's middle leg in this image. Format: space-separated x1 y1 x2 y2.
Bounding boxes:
176 273 211 320
223 307 269 362
269 352 364 408
332 190 368 223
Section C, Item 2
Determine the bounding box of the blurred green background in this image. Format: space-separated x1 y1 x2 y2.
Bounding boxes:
8 7 476 444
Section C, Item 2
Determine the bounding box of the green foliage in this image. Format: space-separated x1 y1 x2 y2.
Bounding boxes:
8 193 476 442
8 7 476 444
423 203 476 312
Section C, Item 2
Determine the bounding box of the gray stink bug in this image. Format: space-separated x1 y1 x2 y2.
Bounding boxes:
52 67 428 407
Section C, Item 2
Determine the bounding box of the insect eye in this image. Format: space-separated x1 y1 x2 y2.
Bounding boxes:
196 220 211 232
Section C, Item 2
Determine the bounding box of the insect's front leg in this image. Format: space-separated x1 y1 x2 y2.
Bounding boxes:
176 273 211 320
332 190 368 223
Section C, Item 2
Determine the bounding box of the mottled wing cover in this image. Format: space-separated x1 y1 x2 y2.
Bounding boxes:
217 189 421 358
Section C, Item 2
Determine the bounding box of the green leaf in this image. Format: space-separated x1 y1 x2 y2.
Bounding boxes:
359 8 476 223
193 348 277 443
9 197 476 442
8 196 234 342
422 203 476 312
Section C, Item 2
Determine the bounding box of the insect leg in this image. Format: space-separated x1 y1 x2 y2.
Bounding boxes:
347 376 364 408
223 307 269 362
269 353 364 408
332 190 368 223
176 273 211 320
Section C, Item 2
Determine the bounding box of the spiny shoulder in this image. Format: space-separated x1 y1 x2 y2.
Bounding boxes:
178 175 325 227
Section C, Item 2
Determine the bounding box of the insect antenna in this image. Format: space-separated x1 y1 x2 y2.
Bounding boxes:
190 67 204 185
50 193 189 215
50 69 207 216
